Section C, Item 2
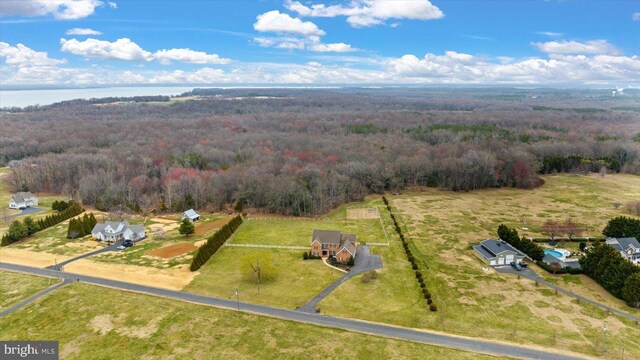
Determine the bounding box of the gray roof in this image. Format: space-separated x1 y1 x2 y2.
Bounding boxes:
606 237 640 253
542 254 581 269
183 209 200 219
339 234 357 255
92 221 130 236
473 244 497 260
480 239 525 257
312 230 342 245
11 191 35 203
129 224 145 234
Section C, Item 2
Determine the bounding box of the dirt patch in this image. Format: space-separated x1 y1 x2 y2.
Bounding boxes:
347 208 380 220
148 243 197 259
119 316 163 338
0 247 73 267
91 314 114 335
193 216 234 236
63 259 196 290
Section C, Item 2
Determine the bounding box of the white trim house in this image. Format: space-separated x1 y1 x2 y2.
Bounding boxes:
606 237 640 265
91 221 146 243
473 239 527 266
9 192 38 209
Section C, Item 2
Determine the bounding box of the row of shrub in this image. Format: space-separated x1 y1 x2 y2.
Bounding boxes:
528 237 605 243
190 215 243 271
382 196 437 312
1 201 84 246
67 213 97 239
52 200 71 212
303 252 322 260
536 259 583 275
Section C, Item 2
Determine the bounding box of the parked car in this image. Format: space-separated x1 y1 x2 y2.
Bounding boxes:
510 261 522 271
123 240 134 248
519 261 528 268
116 245 125 250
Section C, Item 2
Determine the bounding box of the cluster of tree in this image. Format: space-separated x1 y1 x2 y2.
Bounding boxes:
579 242 640 308
67 213 97 239
52 200 70 212
540 219 583 246
1 202 84 246
497 224 544 261
190 215 243 271
602 216 640 239
383 196 437 311
2 89 638 216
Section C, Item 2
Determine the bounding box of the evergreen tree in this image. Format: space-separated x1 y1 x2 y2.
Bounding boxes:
23 217 39 235
179 218 195 236
622 273 640 308
8 220 28 241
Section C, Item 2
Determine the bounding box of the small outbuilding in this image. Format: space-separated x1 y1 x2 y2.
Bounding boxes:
182 209 200 222
473 239 527 266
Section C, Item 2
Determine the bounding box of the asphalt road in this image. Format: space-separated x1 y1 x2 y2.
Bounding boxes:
299 245 382 313
0 262 584 360
47 242 123 270
495 265 640 323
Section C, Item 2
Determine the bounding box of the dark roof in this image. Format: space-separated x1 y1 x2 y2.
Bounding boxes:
542 254 581 269
312 230 342 245
480 239 525 257
607 237 640 252
473 244 496 260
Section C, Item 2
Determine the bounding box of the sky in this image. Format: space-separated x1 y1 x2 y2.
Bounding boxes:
0 0 639 87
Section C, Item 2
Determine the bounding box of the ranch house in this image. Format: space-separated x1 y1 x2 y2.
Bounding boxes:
473 239 527 266
310 229 357 264
91 221 146 243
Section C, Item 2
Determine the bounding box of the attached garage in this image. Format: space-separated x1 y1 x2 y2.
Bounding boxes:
473 239 527 267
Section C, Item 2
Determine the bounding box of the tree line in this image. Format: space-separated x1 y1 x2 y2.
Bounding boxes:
190 215 243 271
1 201 84 246
67 213 97 239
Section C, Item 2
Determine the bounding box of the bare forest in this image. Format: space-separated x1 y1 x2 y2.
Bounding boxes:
2 88 639 216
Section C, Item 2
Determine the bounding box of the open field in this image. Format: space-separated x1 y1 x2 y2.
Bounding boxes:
0 281 497 360
0 271 57 310
184 247 342 309
321 174 640 358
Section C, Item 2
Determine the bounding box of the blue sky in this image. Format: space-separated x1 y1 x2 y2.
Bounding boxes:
0 0 639 86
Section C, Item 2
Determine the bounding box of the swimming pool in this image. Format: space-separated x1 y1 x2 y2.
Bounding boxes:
544 249 565 259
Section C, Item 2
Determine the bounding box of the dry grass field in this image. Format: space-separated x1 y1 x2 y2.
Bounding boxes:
321 174 640 358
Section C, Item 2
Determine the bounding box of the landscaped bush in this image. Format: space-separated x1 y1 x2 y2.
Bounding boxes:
427 298 433 304
190 215 243 271
303 252 308 260
429 303 438 311
361 270 379 283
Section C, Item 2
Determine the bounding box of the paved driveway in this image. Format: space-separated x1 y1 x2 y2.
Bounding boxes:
298 245 382 313
6 206 44 219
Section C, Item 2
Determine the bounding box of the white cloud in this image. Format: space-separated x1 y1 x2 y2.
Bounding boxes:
254 37 306 50
60 38 153 61
532 40 620 55
254 10 325 36
633 12 640 21
285 0 444 28
66 28 102 36
0 0 105 20
536 31 563 37
107 1 117 9
60 37 233 64
0 42 66 66
308 42 355 52
153 48 231 64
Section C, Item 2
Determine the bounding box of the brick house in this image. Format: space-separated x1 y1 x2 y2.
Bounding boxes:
310 230 357 264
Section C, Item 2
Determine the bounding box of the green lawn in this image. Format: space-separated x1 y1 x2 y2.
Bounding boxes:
321 174 640 358
0 282 497 359
0 271 57 311
184 247 342 309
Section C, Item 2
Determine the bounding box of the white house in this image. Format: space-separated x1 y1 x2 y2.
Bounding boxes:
182 209 200 222
606 237 640 265
91 221 146 243
473 239 527 266
9 192 38 209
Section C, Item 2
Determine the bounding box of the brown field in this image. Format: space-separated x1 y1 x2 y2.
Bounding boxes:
147 242 197 259
193 215 234 236
346 207 380 220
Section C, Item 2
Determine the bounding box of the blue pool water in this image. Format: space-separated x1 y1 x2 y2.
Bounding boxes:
544 250 563 258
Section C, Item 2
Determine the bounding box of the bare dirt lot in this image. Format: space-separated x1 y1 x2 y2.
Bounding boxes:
346 207 380 220
193 216 234 236
147 242 197 259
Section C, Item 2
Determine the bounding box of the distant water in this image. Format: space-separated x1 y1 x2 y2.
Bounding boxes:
0 86 195 108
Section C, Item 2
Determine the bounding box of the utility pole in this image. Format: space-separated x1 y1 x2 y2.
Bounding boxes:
601 322 608 354
235 288 239 312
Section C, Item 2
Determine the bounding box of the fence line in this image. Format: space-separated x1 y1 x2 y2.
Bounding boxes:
375 206 389 243
247 217 318 221
366 242 390 246
225 243 308 250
